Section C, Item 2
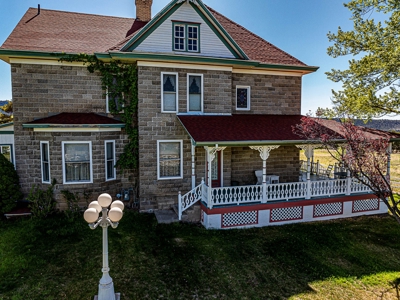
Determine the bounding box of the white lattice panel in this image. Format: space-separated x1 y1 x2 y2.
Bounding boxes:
313 202 343 217
222 211 258 228
353 199 379 212
270 206 303 222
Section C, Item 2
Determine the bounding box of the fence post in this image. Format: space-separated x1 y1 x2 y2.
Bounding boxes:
178 191 182 221
346 170 351 196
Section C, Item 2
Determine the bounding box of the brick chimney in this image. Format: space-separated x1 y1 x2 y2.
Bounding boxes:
135 0 153 22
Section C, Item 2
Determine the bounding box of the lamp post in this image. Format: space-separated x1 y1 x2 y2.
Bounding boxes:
84 193 124 300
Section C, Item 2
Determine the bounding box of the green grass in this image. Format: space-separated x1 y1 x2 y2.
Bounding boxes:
1 212 400 299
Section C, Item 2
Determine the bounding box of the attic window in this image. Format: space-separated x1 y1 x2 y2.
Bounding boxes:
173 22 200 53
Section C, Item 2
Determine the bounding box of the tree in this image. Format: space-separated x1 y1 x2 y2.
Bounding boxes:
294 116 400 224
0 100 13 124
0 153 22 214
326 0 400 119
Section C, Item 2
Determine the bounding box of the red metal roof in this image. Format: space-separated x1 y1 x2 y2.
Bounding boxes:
178 114 306 144
26 113 123 125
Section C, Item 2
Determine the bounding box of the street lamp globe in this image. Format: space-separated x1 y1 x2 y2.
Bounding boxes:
88 201 102 213
110 200 124 212
98 193 112 208
84 207 99 223
108 207 123 222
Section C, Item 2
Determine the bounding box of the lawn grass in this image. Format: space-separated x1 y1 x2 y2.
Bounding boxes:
1 212 400 299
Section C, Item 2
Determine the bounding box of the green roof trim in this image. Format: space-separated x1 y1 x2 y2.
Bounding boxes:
121 0 247 59
0 122 13 128
0 131 14 135
122 0 181 51
193 1 248 59
22 124 125 129
0 49 72 60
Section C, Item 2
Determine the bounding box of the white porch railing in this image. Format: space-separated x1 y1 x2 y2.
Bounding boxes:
179 177 372 214
178 180 206 220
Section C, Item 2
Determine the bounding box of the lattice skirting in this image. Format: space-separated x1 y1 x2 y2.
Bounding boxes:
352 198 379 213
221 211 258 228
313 202 343 218
270 206 303 222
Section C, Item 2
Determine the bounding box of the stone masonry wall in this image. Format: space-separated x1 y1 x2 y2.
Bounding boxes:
232 73 302 115
11 63 133 208
137 66 231 210
231 145 300 185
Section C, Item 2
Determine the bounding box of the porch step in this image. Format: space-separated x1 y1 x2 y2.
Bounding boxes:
172 202 201 223
154 209 179 224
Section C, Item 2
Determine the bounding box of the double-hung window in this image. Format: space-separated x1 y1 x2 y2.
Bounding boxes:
105 140 116 181
62 141 92 184
0 145 12 163
161 72 178 113
187 74 203 112
236 86 251 110
40 141 50 183
157 140 183 180
173 22 200 52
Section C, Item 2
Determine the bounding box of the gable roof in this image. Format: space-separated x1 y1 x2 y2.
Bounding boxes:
1 8 134 53
1 2 313 69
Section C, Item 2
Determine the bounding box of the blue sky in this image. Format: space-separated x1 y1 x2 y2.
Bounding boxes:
0 0 355 114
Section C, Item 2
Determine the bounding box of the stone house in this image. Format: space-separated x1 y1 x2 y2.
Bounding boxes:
0 0 394 228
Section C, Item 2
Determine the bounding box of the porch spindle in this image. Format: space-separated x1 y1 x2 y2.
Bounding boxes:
178 191 182 220
191 144 196 190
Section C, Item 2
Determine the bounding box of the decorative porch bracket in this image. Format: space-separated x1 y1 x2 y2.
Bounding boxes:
296 144 322 199
204 145 226 208
249 145 280 203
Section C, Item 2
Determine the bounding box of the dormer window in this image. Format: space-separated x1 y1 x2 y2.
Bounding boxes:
173 22 200 52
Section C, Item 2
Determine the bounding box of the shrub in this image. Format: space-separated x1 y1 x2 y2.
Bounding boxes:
28 178 57 218
0 154 22 214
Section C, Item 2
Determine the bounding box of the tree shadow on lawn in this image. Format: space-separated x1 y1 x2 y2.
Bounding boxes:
1 212 400 299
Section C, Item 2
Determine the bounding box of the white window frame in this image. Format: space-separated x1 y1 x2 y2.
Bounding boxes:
236 86 251 111
161 72 179 113
187 73 204 113
105 140 116 181
62 141 93 184
157 140 183 180
0 144 13 164
40 141 51 184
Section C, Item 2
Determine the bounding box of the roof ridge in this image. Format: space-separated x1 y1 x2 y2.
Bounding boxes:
26 7 135 20
206 5 306 66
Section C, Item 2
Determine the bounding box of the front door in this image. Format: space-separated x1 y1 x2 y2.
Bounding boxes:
211 151 222 188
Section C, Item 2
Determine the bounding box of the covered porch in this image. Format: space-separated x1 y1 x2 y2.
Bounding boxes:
177 115 390 229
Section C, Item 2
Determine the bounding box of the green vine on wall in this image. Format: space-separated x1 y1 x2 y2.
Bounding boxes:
60 54 138 170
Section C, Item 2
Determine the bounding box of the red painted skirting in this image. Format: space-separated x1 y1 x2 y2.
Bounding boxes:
201 194 378 215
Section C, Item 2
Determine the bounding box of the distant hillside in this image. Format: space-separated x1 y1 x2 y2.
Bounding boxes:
354 119 400 132
0 100 8 107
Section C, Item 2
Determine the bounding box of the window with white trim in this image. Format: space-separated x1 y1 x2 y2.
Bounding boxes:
187 74 203 112
106 77 124 113
236 86 251 110
157 140 183 180
161 72 178 113
62 141 93 184
105 140 116 181
173 23 200 52
40 141 50 183
0 145 12 163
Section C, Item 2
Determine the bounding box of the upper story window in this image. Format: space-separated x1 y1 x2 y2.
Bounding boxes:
187 74 203 113
236 86 251 111
161 72 178 113
173 22 200 53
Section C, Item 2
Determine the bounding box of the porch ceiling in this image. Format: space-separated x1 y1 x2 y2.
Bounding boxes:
177 114 308 146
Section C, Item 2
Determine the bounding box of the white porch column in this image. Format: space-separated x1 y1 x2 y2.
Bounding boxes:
204 145 226 209
346 169 351 195
296 144 322 200
249 145 280 203
191 144 196 190
387 143 392 182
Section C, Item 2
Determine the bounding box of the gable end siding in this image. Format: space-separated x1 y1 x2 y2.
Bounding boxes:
134 3 236 59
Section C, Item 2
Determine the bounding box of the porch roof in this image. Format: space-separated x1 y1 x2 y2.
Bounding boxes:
177 114 400 146
177 114 306 146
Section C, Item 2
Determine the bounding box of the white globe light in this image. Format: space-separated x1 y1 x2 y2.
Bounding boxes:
98 193 112 208
110 200 124 211
88 201 102 213
84 208 99 223
108 207 123 222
